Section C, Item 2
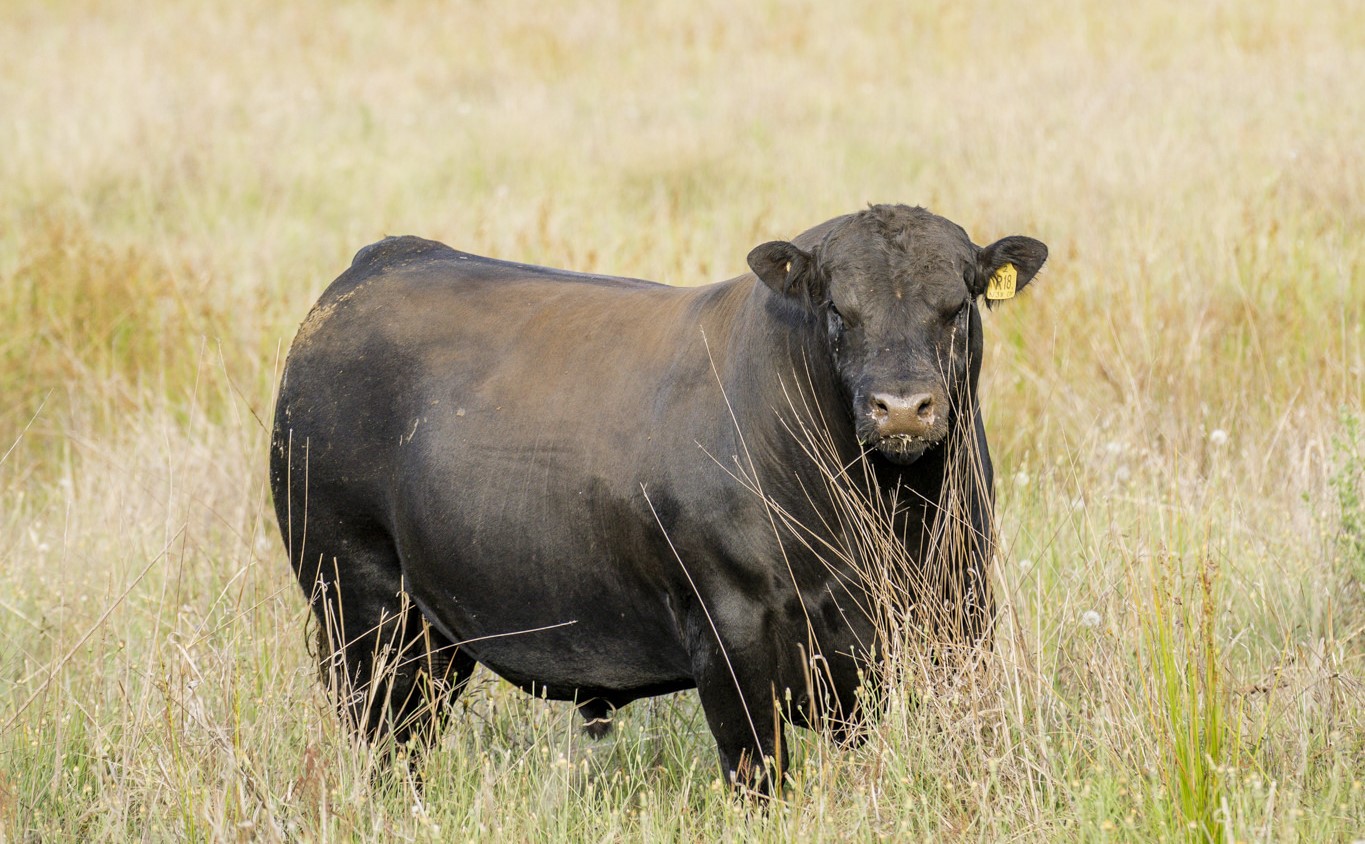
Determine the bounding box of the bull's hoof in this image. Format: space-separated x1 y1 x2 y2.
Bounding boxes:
578 699 615 738
581 716 614 739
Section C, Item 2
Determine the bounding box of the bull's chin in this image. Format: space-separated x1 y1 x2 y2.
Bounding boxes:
871 434 938 466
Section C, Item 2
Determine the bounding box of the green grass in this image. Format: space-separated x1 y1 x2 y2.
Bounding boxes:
1331 408 1365 600
1137 552 1231 841
2 0 1365 840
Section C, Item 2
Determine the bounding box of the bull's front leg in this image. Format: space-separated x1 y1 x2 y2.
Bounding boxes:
682 601 789 797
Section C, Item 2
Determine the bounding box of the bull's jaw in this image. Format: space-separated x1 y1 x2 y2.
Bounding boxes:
870 434 939 465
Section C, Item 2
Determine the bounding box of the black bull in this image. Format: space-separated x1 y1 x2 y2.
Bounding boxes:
270 204 1047 792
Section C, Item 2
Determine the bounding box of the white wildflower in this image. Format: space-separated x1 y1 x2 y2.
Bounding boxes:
1209 428 1229 447
1080 610 1102 628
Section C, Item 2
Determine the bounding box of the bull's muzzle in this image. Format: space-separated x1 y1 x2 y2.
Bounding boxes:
868 391 937 439
863 390 946 464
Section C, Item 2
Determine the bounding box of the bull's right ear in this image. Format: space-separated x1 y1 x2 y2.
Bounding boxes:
748 241 821 302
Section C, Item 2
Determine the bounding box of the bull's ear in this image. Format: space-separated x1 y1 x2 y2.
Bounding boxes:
748 240 821 302
975 236 1048 304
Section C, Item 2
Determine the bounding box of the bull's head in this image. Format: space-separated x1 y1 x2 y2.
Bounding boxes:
748 205 1047 465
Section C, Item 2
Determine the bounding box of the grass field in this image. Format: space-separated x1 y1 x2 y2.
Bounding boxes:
2 0 1363 840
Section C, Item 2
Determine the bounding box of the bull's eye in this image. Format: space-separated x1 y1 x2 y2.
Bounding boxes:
825 304 846 353
827 301 848 328
826 305 844 333
954 299 970 321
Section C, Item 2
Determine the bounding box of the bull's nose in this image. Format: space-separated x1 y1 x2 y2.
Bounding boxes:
868 392 936 436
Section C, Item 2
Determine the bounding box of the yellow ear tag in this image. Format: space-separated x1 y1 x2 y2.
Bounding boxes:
986 263 1018 300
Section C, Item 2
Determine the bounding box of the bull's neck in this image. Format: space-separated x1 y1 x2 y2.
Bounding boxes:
706 278 857 465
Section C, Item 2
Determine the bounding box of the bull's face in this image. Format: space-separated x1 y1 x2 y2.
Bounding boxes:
748 205 1048 466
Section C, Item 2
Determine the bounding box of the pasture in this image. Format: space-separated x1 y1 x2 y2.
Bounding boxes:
1 0 1362 839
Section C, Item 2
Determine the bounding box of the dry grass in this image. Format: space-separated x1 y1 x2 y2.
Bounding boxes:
2 0 1363 840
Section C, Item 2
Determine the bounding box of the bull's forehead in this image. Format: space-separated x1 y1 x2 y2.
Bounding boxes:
823 207 976 315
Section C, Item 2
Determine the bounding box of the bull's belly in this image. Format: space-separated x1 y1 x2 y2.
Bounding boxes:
400 545 694 694
386 432 714 693
456 625 695 699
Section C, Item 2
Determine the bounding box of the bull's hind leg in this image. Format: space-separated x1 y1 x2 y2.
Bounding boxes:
294 523 475 748
577 698 616 738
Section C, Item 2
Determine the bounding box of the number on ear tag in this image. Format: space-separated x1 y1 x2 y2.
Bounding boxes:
986 263 1018 300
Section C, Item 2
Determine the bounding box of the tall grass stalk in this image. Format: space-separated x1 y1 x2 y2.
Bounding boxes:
1137 551 1235 841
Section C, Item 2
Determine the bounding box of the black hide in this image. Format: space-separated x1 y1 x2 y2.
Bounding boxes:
270 204 1047 794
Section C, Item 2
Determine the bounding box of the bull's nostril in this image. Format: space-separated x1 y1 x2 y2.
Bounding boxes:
869 395 890 419
912 393 935 421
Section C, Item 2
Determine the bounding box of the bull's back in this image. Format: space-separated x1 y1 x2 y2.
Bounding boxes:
276 238 735 455
273 236 707 469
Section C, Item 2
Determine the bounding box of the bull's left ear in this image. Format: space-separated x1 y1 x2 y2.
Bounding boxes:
975 236 1049 303
748 240 824 303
